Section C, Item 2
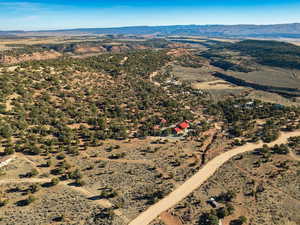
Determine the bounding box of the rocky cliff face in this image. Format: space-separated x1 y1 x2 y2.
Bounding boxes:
67 43 148 54
0 50 62 65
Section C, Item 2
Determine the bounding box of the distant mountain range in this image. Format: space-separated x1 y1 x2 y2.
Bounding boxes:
1 23 300 38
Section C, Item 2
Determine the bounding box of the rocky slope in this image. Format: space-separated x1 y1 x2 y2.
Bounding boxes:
0 50 62 65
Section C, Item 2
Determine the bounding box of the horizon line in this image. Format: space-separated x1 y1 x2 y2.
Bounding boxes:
1 22 299 32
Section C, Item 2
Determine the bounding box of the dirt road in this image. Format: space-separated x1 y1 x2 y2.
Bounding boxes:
0 178 50 185
129 130 300 225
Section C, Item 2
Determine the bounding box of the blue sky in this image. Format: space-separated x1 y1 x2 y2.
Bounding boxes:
0 0 300 30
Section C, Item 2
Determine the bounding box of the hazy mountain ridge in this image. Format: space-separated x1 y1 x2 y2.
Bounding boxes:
1 23 300 38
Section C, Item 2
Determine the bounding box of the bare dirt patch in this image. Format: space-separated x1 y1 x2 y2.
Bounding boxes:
160 212 183 225
172 65 216 82
191 80 243 90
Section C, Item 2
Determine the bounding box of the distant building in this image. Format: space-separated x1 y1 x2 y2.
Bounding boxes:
207 197 219 208
174 121 190 134
178 121 190 129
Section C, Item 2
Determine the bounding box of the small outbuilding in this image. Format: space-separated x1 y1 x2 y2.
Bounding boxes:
207 197 219 208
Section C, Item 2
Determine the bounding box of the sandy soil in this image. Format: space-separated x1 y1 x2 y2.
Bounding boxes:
192 80 243 90
289 151 300 161
0 153 131 224
129 130 300 225
0 178 50 185
160 212 183 225
5 93 20 111
149 71 161 86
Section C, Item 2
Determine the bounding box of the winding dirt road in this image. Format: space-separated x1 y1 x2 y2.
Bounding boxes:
129 130 300 225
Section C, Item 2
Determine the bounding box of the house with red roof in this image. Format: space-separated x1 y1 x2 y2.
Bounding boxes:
174 121 190 134
178 121 189 129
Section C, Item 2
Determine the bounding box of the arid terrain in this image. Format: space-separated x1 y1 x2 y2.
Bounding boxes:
0 35 299 225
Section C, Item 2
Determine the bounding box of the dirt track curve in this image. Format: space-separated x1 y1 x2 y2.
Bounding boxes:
129 130 300 225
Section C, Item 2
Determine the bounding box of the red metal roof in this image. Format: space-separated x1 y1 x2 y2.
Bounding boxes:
178 122 189 129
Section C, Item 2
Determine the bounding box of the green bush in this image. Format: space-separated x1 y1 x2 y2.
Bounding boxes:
50 177 60 186
198 213 219 225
